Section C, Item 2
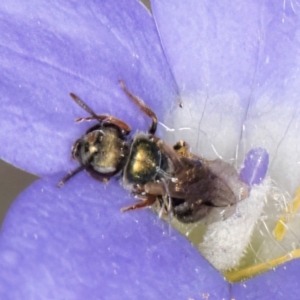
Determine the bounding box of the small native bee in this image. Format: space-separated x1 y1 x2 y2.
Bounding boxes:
158 140 249 222
59 81 249 223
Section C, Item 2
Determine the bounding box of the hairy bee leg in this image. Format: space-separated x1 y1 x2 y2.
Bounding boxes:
173 141 190 157
172 202 212 223
173 140 199 159
121 194 157 212
75 115 131 135
144 182 166 195
119 79 157 135
70 93 99 119
57 165 85 187
86 168 111 183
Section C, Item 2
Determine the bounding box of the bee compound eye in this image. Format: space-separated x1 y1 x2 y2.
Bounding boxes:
84 143 90 153
71 139 81 160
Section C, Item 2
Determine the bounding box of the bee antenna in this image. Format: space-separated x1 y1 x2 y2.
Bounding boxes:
57 165 85 187
70 93 99 119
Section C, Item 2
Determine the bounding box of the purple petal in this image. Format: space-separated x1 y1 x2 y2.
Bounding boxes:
152 0 299 96
152 0 300 296
152 0 263 93
151 0 266 159
152 0 300 191
239 148 269 186
0 174 229 299
0 0 176 176
1 0 300 298
232 259 300 300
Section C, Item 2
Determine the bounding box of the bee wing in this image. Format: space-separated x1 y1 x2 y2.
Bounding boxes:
156 139 249 224
166 157 248 224
202 204 238 225
167 158 240 207
207 159 249 203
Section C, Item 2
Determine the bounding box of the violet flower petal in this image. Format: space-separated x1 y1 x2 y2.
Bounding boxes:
152 0 299 96
152 0 300 165
0 0 176 176
232 259 300 300
151 0 267 160
0 0 299 299
0 173 229 299
152 0 300 297
152 0 258 92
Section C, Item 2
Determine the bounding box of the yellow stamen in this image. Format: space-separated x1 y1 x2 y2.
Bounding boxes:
273 187 300 241
224 249 300 282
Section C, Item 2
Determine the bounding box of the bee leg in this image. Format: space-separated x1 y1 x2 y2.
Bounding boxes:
70 93 131 135
57 165 85 187
119 79 157 135
144 181 166 195
173 141 190 157
173 141 197 159
86 169 111 183
121 194 157 212
75 115 131 135
172 201 211 223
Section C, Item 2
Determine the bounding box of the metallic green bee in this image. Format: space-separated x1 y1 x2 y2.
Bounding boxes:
59 81 248 223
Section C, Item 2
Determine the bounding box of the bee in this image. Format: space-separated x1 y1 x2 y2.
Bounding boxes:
156 140 249 223
58 81 249 223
